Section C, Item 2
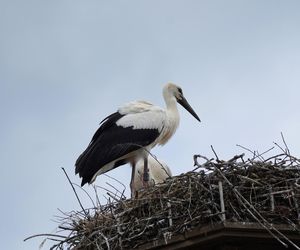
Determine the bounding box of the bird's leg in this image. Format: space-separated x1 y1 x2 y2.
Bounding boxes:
130 162 136 198
143 157 149 188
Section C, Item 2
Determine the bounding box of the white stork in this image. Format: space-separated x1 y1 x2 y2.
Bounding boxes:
132 157 172 197
75 83 200 196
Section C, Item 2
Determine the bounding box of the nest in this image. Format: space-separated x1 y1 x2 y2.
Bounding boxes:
28 146 300 249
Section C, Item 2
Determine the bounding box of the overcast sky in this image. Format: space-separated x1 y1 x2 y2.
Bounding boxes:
1 1 300 249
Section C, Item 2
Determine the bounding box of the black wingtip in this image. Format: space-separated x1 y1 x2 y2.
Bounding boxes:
81 177 89 187
75 163 90 187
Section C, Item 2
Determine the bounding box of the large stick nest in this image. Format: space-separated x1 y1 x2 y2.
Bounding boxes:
32 147 300 249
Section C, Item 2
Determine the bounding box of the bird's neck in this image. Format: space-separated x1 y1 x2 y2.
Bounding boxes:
164 93 180 125
158 95 180 145
163 91 178 112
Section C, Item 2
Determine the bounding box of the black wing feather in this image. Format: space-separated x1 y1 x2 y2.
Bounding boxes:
75 112 159 186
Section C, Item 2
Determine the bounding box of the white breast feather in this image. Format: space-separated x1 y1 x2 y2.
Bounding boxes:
157 110 180 145
117 101 166 131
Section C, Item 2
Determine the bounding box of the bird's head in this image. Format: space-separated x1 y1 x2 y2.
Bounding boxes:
163 83 201 122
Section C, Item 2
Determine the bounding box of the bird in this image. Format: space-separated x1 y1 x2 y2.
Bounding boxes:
132 156 172 197
75 83 200 197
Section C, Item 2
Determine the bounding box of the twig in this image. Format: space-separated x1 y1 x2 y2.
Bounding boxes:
24 234 67 242
103 173 127 199
281 132 291 155
61 167 89 218
211 145 220 162
218 181 226 221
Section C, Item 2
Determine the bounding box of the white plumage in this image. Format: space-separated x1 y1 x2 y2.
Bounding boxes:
132 157 172 197
75 83 200 197
117 101 165 131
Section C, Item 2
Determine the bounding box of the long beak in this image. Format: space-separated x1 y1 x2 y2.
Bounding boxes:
177 96 201 122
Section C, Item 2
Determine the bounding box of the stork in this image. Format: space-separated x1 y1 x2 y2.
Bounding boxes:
75 83 200 197
132 157 172 197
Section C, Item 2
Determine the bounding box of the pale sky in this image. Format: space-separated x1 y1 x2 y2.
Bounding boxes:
1 1 300 249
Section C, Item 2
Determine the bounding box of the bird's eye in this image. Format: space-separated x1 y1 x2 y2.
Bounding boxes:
178 88 183 95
